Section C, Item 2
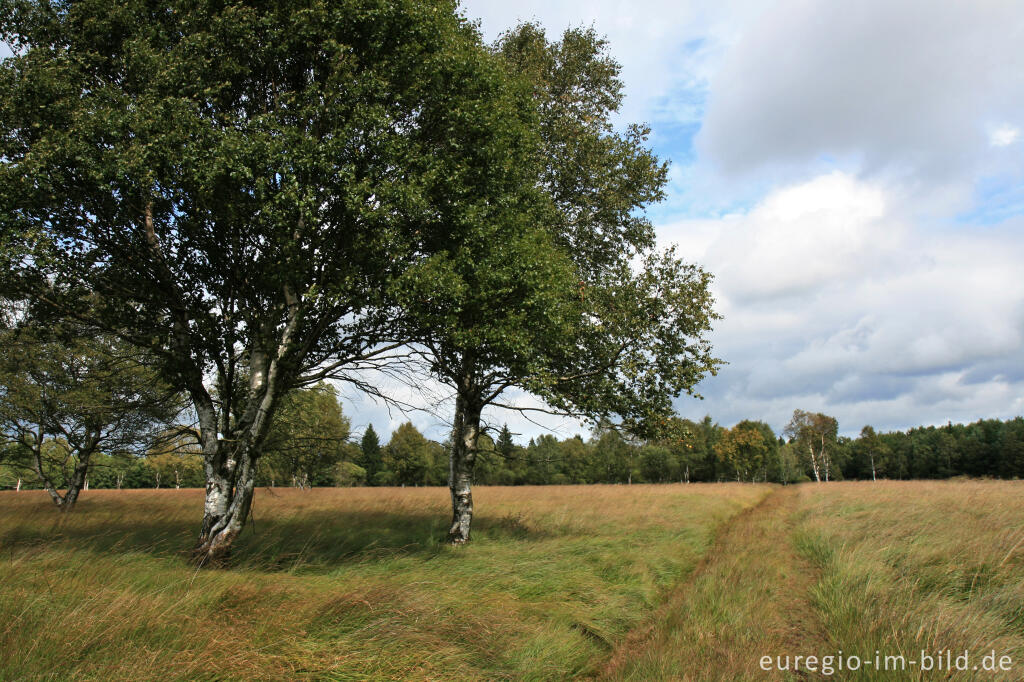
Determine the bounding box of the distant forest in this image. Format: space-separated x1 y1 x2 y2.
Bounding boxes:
4 381 1021 490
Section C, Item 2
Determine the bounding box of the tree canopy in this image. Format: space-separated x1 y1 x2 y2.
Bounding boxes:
0 0 549 561
0 321 181 510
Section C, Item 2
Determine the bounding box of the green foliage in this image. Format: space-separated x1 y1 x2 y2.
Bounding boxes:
0 0 536 538
358 424 383 484
381 422 446 487
332 460 367 487
713 421 776 482
259 383 356 488
838 417 1024 480
785 410 840 482
146 444 205 490
491 25 721 438
0 321 182 502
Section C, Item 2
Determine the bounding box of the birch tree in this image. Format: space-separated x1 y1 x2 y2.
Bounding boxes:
0 325 181 510
0 0 533 562
784 410 839 482
398 25 720 544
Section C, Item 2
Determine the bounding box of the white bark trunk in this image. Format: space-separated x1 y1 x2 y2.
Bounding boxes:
808 443 821 482
447 380 482 545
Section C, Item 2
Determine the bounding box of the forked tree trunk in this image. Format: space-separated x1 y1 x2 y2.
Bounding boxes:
447 385 482 545
183 288 300 565
32 426 95 512
36 457 89 513
193 441 258 565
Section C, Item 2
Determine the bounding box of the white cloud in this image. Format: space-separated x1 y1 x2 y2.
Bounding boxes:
990 124 1020 148
698 0 1024 184
459 0 762 126
663 173 1024 435
664 172 906 302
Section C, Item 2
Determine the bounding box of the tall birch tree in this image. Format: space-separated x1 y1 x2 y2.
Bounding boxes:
784 410 839 482
398 24 720 544
0 0 534 562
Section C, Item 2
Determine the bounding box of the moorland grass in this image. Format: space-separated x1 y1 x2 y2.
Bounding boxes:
795 480 1024 681
0 484 768 680
603 480 1024 681
4 481 1020 680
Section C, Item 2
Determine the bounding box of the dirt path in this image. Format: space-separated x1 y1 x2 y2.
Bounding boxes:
600 486 831 680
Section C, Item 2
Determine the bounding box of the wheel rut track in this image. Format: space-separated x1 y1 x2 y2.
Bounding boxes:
599 486 832 680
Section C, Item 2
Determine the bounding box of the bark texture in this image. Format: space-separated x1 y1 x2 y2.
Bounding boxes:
188 331 291 565
447 379 482 545
193 449 257 565
32 424 97 513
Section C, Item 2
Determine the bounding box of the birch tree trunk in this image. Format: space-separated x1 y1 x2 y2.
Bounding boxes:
189 341 287 565
447 381 482 545
32 425 95 512
194 445 257 565
808 443 821 482
35 453 89 512
822 435 830 482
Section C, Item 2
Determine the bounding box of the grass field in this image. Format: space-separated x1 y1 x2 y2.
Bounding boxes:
1 481 1021 680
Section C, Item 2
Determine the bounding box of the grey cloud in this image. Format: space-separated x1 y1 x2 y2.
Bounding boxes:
698 0 1024 183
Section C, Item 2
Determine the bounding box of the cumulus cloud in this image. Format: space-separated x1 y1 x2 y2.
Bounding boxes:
665 173 1024 435
698 0 1024 185
459 0 764 126
989 124 1021 148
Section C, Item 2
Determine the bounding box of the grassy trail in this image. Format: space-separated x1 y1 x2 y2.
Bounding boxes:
3 482 1022 679
602 486 829 680
0 485 770 680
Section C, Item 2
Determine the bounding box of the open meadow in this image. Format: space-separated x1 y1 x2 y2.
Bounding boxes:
1 481 1022 680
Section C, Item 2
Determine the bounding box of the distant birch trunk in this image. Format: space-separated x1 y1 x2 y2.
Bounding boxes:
808 443 821 482
32 425 97 512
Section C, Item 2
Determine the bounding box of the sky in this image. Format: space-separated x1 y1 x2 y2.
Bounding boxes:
432 0 1024 441
5 3 1023 442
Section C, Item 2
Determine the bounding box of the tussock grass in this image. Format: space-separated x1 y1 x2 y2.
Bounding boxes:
796 480 1024 681
0 484 766 680
602 486 827 681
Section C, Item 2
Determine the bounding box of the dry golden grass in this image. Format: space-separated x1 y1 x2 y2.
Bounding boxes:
796 480 1024 681
4 481 1019 680
0 484 767 680
604 480 1024 681
602 486 828 681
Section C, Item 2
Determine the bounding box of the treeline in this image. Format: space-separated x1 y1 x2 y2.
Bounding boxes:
7 386 1019 492
483 414 1024 485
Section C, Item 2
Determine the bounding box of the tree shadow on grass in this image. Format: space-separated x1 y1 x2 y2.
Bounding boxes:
0 493 556 573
